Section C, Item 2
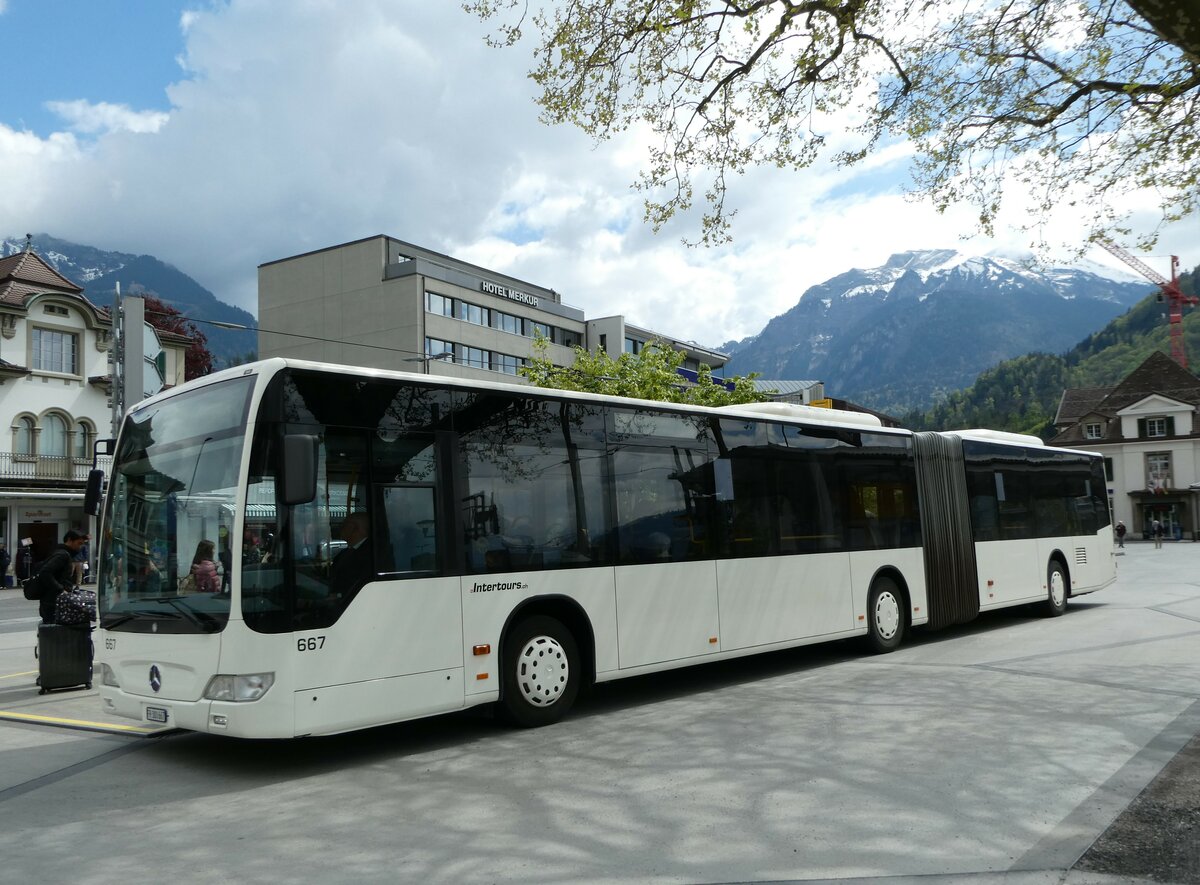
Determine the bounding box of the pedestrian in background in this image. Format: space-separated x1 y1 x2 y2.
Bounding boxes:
16 542 32 581
1115 520 1126 548
1151 518 1164 549
0 542 9 587
71 534 90 585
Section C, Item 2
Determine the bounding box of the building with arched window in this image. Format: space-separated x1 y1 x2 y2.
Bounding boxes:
0 242 189 578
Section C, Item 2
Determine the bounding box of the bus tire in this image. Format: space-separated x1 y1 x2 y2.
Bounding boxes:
1044 560 1068 617
866 577 905 654
500 615 580 728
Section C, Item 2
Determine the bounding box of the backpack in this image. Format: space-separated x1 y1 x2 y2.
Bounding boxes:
22 556 56 601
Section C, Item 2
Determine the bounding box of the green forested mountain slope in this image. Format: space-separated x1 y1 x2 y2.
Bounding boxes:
906 264 1199 436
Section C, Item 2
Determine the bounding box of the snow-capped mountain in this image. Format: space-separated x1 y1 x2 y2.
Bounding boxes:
724 249 1154 414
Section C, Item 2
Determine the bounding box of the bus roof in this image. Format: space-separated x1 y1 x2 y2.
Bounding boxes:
148 358 911 436
143 360 1100 458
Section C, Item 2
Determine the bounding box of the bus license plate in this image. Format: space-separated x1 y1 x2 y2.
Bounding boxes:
145 707 169 723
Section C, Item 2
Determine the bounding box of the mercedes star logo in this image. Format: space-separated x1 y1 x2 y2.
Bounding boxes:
149 665 162 693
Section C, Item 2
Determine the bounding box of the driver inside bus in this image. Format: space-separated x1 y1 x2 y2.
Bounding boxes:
330 512 373 600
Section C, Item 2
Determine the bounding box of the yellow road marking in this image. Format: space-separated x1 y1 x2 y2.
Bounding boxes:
0 670 38 680
0 710 163 734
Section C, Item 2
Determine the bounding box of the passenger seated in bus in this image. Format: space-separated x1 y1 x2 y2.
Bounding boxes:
330 512 374 599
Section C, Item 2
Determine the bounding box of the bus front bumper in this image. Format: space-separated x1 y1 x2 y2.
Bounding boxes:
98 685 294 738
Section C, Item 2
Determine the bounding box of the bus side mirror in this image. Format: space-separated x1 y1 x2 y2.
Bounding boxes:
282 434 318 505
84 469 105 516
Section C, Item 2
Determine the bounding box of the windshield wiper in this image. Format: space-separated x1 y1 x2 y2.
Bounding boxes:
100 609 183 629
147 596 219 631
101 613 142 629
102 598 220 632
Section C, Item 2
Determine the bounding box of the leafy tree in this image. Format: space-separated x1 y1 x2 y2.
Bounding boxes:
466 1 1198 249
520 335 768 405
142 295 214 381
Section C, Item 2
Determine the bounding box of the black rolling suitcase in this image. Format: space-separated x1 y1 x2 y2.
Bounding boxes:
37 623 93 694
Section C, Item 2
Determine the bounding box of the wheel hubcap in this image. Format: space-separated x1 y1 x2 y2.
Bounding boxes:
516 635 569 707
1050 571 1065 607
875 591 900 640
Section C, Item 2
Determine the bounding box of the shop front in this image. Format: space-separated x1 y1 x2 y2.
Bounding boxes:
1 499 88 583
1129 490 1194 541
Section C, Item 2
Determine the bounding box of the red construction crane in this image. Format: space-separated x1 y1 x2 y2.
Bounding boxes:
1097 238 1198 369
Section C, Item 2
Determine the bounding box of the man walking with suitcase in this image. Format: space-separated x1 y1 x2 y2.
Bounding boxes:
35 530 94 694
36 530 87 624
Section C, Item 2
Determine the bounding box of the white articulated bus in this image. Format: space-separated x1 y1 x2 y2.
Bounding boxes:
95 359 1115 738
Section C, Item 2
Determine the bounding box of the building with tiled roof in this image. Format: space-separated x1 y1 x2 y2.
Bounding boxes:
1049 351 1200 540
0 239 189 574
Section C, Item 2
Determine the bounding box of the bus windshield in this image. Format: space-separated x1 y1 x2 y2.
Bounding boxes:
98 375 256 633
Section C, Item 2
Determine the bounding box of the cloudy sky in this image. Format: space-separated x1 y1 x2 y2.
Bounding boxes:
1 0 1196 350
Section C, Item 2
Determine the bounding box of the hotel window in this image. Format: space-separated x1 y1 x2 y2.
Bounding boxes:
1145 452 1172 491
457 301 489 327
425 291 454 317
493 311 522 335
624 337 643 354
493 353 522 375
32 328 78 374
424 337 454 360
528 321 551 340
460 346 490 370
558 329 582 348
43 304 69 317
1084 423 1102 439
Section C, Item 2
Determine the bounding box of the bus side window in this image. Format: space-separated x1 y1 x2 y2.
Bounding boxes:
378 485 438 573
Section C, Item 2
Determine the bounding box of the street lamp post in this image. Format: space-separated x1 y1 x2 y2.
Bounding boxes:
403 351 453 374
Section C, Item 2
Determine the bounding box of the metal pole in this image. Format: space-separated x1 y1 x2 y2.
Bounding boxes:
110 284 123 438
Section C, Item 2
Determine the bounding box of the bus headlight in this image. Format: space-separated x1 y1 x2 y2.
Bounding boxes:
203 673 275 702
100 663 119 688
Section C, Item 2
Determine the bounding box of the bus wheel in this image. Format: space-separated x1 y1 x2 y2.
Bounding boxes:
500 615 580 728
867 577 905 653
1045 561 1068 617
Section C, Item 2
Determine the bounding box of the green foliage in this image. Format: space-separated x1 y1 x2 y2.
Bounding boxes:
466 0 1199 251
519 336 768 406
908 263 1200 437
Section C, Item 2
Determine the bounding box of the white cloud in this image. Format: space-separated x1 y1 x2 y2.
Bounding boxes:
0 0 1195 354
45 100 170 135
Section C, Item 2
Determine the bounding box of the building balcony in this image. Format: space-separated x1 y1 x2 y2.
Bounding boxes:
0 453 113 485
